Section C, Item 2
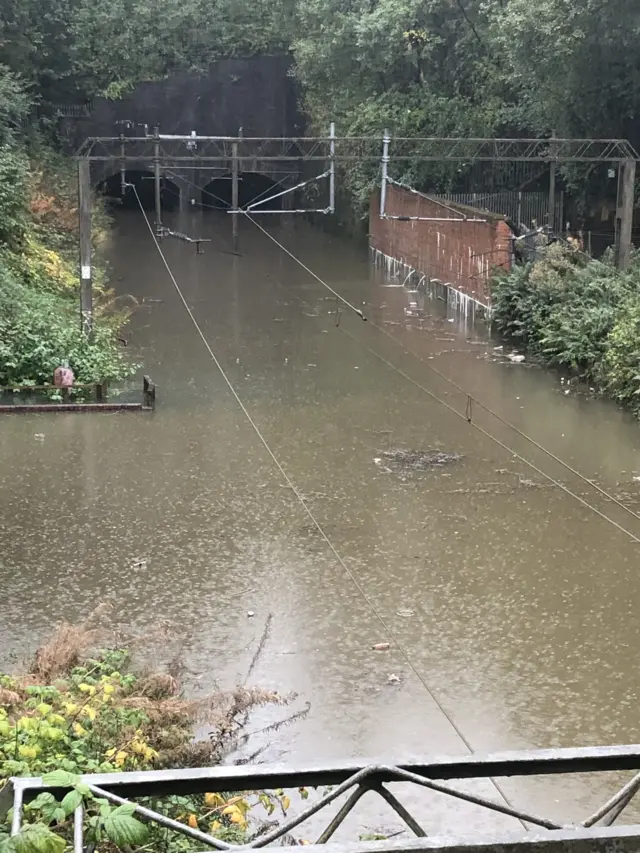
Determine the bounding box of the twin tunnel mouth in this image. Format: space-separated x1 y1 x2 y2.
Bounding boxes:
98 170 283 211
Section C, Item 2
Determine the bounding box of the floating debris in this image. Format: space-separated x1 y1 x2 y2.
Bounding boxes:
507 353 526 363
377 448 462 474
387 674 401 684
372 642 391 651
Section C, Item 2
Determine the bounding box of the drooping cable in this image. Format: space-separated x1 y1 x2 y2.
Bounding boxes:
242 214 640 544
129 186 528 827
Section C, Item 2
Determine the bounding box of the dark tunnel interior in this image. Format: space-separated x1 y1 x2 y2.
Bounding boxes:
200 172 283 211
98 170 181 211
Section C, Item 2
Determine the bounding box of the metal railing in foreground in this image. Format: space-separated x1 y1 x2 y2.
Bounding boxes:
4 745 640 851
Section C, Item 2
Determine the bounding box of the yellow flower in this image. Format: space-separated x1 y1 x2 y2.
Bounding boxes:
102 683 115 696
47 714 66 727
77 684 96 696
72 722 88 737
63 702 78 715
81 705 97 721
114 750 128 767
18 745 39 759
36 703 52 716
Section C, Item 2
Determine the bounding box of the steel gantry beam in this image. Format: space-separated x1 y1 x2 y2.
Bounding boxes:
6 745 640 853
77 134 639 163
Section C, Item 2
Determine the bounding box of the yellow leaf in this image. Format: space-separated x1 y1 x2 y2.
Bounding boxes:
115 750 128 767
204 793 224 808
102 683 115 696
230 812 246 826
18 745 38 759
63 702 78 715
72 722 87 737
281 796 291 812
36 703 52 716
188 814 198 829
222 805 240 816
45 727 64 741
78 683 92 693
81 705 97 721
209 820 222 833
105 747 116 758
47 714 66 727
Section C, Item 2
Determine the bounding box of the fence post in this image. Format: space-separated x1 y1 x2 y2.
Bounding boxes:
143 376 156 409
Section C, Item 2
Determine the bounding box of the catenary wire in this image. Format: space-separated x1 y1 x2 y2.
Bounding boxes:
129 186 528 828
241 212 640 541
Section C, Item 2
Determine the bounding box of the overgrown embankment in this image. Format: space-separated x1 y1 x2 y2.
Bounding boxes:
491 244 640 414
0 68 135 390
0 609 307 852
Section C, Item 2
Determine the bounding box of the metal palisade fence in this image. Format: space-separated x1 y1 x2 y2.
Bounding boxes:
435 191 564 233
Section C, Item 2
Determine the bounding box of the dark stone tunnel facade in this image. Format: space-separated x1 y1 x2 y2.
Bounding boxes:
64 56 303 209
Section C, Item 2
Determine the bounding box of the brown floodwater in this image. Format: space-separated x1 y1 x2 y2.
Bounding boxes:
2 208 640 838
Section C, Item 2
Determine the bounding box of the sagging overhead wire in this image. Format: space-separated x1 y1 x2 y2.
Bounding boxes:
128 185 531 826
242 212 367 321
242 215 640 546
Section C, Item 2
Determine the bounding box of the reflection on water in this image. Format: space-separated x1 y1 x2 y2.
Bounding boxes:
2 209 640 834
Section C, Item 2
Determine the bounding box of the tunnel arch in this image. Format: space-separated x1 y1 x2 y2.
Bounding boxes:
97 170 181 211
201 172 283 211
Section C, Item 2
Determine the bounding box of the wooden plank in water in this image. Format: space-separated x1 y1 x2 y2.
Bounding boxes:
0 403 151 414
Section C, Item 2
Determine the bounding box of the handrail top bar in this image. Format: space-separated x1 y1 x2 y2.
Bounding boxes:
10 744 640 799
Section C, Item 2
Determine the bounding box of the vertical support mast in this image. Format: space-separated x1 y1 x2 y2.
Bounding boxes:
329 121 336 214
120 135 126 197
548 130 557 234
616 157 636 270
380 129 390 219
78 158 93 336
153 125 162 236
231 137 240 254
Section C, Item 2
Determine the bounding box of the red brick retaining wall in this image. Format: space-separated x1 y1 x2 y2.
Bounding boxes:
369 185 513 306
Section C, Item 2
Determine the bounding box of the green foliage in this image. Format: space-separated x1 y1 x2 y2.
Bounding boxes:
0 264 133 387
491 244 640 414
599 301 640 407
0 146 29 247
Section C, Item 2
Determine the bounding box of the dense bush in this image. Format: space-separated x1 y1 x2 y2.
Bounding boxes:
0 611 306 853
491 244 640 414
0 127 135 388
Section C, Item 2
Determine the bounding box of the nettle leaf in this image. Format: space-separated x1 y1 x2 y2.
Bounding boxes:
26 794 55 812
41 771 80 789
0 831 14 853
103 805 149 847
60 789 83 816
11 825 65 853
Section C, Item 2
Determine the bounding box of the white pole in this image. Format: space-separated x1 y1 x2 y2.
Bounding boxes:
329 121 336 213
380 129 390 218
